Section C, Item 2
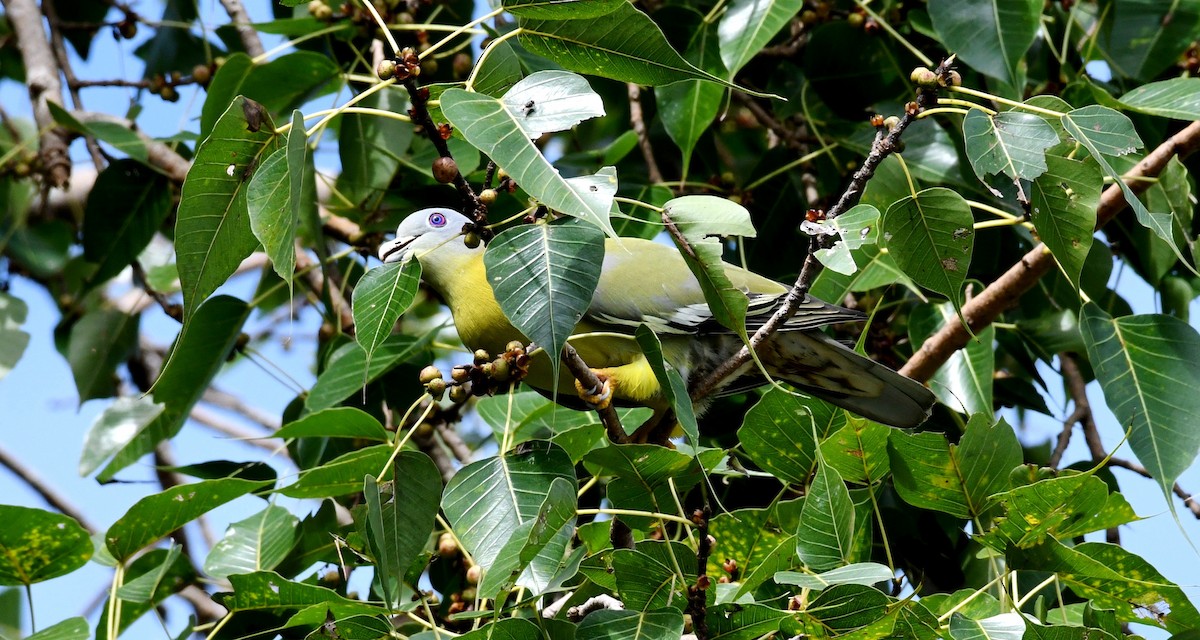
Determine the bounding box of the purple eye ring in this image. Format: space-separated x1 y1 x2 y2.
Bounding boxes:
428 212 447 227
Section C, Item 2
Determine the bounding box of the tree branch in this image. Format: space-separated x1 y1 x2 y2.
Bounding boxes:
1061 352 1200 520
627 83 663 185
71 111 191 182
0 443 98 533
901 120 1200 382
692 62 951 401
217 0 265 58
3 0 72 187
561 343 626 443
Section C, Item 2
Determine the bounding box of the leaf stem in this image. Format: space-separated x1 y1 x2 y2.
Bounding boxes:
744 143 839 191
358 0 400 54
576 508 696 527
253 23 347 63
464 29 522 92
613 196 662 212
948 86 1065 117
304 79 395 137
852 0 934 67
378 394 436 478
421 7 503 61
917 107 970 119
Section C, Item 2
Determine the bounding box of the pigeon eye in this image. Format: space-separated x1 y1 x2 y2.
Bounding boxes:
428 212 447 228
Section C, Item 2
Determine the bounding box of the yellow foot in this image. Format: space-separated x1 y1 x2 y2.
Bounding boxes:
575 374 614 410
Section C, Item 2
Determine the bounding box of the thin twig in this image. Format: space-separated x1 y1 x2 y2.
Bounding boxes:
627 83 663 185
0 443 98 532
202 388 281 431
901 120 1200 382
72 111 191 181
296 249 354 332
561 343 626 443
4 0 72 187
400 77 483 224
692 62 951 401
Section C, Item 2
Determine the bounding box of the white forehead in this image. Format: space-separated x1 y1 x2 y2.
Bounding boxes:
397 208 470 236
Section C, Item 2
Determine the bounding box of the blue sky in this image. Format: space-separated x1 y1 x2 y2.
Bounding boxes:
1 2 1199 638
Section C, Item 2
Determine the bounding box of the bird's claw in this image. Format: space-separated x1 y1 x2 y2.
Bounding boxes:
575 375 613 410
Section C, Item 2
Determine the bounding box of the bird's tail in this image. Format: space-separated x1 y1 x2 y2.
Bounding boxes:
763 332 936 429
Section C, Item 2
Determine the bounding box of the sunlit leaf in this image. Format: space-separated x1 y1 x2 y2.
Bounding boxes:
0 507 91 586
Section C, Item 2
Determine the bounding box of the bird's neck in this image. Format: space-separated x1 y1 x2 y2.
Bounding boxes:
419 249 519 353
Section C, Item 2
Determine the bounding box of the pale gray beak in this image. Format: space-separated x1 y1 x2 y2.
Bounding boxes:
378 236 415 263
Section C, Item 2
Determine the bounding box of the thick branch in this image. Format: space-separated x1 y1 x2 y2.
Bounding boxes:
561 343 626 443
218 0 265 58
900 120 1200 382
3 0 72 187
71 111 191 181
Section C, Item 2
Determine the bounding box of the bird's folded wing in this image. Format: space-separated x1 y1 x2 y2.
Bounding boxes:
589 292 865 336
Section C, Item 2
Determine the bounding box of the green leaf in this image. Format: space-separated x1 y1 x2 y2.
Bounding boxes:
47 104 148 163
1029 154 1102 289
612 540 695 611
442 89 616 235
663 195 757 238
199 52 340 139
661 206 750 339
214 571 384 618
708 604 791 639
739 389 844 485
353 260 422 368
500 70 605 138
337 88 411 208
1062 105 1192 272
1010 541 1200 632
1080 303 1200 502
66 309 138 403
803 583 893 634
484 221 605 387
475 391 649 461
815 205 881 276
96 296 251 481
947 612 1025 640
176 96 281 318
658 19 725 168
477 477 576 600
962 109 1058 190
79 397 164 477
882 187 975 316
118 543 181 602
575 609 685 640
203 506 298 579
888 415 1021 519
502 0 625 20
909 302 994 416
275 407 389 442
1102 0 1200 81
442 441 575 589
24 617 89 640
1119 77 1200 120
0 293 29 381
584 445 720 529
516 3 760 93
247 111 307 287
817 417 891 485
279 445 394 499
81 159 172 286
796 459 854 571
928 0 1041 87
634 325 698 445
708 501 802 599
775 562 893 590
456 618 543 640
979 473 1139 550
717 0 803 75
363 452 441 606
471 38 523 97
106 477 270 561
0 506 91 586
304 332 433 414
